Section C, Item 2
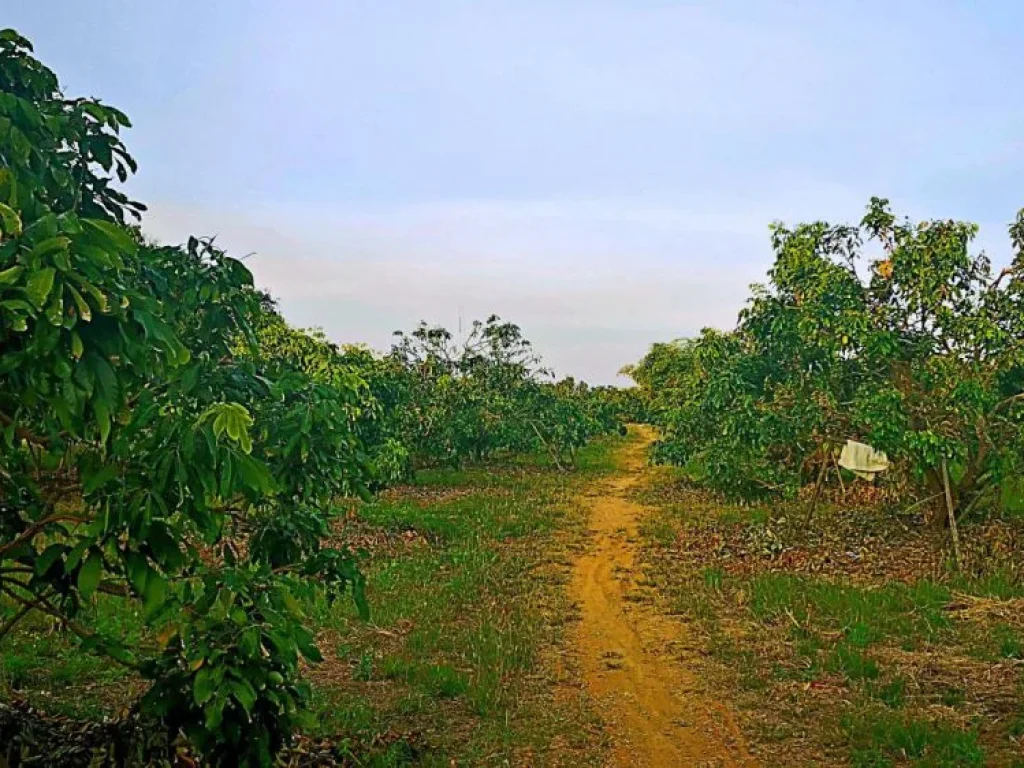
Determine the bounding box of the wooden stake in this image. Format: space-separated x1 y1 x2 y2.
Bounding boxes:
832 451 847 496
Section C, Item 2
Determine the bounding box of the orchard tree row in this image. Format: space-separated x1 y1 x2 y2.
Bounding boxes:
0 30 626 765
628 199 1024 525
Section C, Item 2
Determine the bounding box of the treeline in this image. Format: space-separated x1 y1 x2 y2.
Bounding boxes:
627 198 1024 523
0 30 627 764
259 311 628 482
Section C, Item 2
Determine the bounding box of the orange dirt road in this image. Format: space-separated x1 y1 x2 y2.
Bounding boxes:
570 426 755 767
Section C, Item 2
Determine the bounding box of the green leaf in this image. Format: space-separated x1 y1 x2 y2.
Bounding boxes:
67 284 91 321
204 695 225 730
104 641 137 666
26 267 56 308
24 213 57 241
229 678 257 714
143 571 167 620
66 539 91 570
235 453 274 493
294 627 323 662
92 355 119 400
83 463 119 494
0 265 23 285
218 453 233 496
0 202 22 237
77 279 110 314
29 236 70 260
77 551 103 598
193 666 215 705
147 521 184 571
353 575 370 621
82 219 137 256
125 552 149 594
46 289 63 326
35 543 65 576
1001 478 1024 513
94 398 111 444
0 167 16 205
239 628 261 657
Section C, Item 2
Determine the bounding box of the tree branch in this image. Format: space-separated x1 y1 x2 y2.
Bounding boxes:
990 392 1024 417
0 411 49 448
0 598 40 643
0 514 87 558
0 584 141 670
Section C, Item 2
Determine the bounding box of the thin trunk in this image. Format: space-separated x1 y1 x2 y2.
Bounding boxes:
926 467 948 529
804 448 829 524
941 459 962 571
0 601 35 644
529 421 565 472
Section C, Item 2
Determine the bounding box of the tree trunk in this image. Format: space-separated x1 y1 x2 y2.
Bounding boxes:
925 467 948 528
942 459 963 570
804 447 829 523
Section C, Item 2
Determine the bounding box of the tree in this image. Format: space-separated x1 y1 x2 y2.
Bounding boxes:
1 30 370 764
633 198 1024 519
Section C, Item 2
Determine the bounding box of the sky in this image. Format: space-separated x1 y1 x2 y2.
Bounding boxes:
7 1 1024 383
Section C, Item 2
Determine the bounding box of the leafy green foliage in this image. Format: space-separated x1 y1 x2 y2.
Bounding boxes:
0 29 624 764
631 199 1024 514
0 30 372 764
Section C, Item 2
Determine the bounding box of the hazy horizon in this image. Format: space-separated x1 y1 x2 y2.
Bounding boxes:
9 1 1024 383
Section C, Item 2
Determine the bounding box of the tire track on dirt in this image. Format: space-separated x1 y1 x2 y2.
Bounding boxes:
570 426 755 767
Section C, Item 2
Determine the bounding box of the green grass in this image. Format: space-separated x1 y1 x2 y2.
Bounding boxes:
826 643 880 681
953 567 1024 600
995 623 1024 659
702 566 725 590
868 677 907 709
376 658 470 699
749 574 951 648
0 595 144 719
845 711 985 767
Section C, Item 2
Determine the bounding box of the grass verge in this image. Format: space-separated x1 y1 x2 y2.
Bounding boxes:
633 465 1024 767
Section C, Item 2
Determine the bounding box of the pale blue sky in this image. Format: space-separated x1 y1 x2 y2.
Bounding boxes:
8 1 1024 382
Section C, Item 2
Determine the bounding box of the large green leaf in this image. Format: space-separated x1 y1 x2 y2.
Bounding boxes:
0 265 23 285
142 571 168 620
0 202 22 237
77 551 102 599
193 667 215 705
25 266 55 307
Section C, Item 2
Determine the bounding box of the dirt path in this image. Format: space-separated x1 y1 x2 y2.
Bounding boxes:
569 426 754 767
